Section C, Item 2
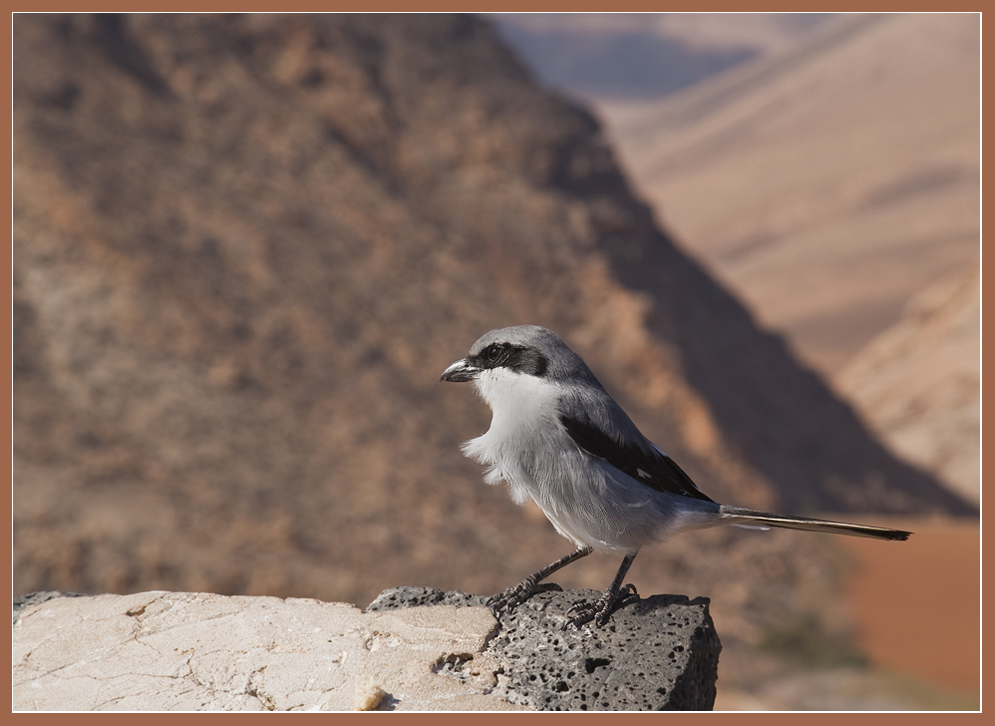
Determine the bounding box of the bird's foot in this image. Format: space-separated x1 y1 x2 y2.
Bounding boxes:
565 583 639 629
486 575 544 615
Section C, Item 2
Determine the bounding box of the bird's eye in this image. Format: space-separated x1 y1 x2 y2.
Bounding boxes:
484 344 503 361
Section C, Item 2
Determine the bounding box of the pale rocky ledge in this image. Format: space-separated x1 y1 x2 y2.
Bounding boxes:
12 587 721 711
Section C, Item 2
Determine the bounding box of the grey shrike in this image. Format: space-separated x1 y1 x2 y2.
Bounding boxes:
441 325 911 627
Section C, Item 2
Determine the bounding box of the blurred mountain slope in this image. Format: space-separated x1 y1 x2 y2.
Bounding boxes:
492 13 834 100
596 13 979 375
839 266 980 504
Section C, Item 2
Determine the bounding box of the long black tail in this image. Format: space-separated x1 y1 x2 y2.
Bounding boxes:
719 506 912 541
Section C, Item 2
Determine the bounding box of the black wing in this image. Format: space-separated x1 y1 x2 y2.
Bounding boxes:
559 414 714 503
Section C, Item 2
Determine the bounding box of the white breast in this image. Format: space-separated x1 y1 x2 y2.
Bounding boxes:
461 368 566 504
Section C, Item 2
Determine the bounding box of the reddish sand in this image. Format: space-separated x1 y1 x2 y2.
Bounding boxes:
839 517 980 695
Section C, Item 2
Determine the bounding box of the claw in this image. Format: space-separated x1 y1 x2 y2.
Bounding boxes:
568 610 596 628
565 599 588 616
487 576 540 615
566 583 640 628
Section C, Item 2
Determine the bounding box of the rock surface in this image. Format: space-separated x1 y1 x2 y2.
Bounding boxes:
368 586 721 711
12 591 526 711
13 588 720 711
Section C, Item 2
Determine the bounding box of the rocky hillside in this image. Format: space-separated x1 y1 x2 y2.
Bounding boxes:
597 13 980 375
13 14 970 634
839 267 980 504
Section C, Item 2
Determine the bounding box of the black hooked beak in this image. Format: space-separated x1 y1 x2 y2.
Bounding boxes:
440 358 480 383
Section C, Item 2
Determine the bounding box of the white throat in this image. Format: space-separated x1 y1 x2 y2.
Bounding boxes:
461 368 562 501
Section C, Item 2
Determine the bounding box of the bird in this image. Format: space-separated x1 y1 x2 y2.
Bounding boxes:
440 325 911 628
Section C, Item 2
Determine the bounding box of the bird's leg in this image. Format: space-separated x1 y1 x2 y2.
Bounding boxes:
488 546 593 614
567 552 639 628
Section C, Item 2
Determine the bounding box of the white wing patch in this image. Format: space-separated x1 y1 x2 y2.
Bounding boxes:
733 523 771 531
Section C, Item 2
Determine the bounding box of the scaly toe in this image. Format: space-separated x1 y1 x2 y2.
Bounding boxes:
568 585 639 628
486 579 539 614
566 605 597 629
